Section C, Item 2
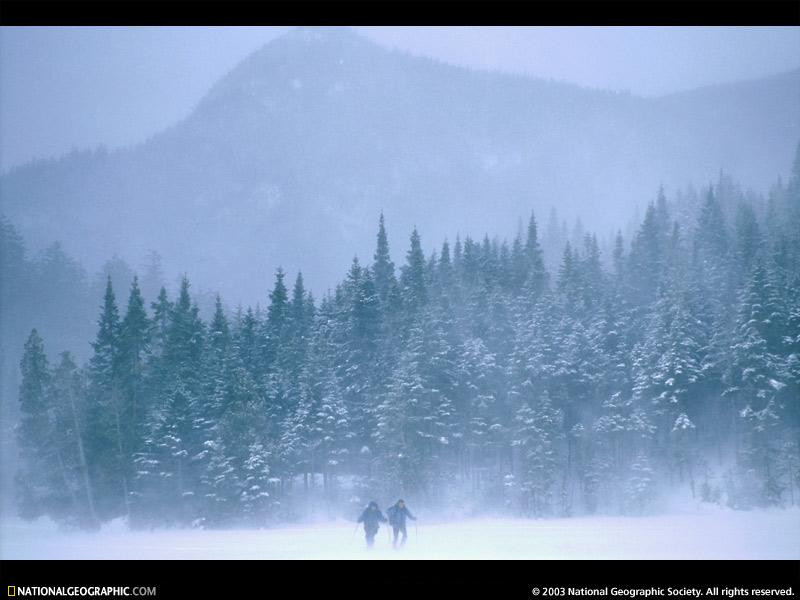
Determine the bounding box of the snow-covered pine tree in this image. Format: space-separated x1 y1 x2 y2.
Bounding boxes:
625 449 656 514
49 351 99 528
511 387 563 517
15 329 54 520
724 262 787 507
85 277 128 520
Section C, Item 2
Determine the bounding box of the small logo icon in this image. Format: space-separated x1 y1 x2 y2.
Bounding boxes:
8 587 15 597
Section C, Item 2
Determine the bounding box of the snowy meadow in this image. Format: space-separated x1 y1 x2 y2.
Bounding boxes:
2 507 798 560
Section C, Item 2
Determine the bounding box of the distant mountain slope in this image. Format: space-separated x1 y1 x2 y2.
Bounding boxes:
2 26 798 302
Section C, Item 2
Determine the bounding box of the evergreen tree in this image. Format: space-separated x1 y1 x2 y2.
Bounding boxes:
401 228 427 315
285 272 310 376
86 277 128 520
118 276 150 475
734 202 761 279
373 213 397 305
625 450 656 514
265 268 289 370
138 277 207 524
724 262 786 506
15 329 53 520
524 210 547 296
512 388 563 517
50 351 98 527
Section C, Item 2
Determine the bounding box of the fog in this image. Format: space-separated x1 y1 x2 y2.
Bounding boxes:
1 27 798 305
2 26 798 172
5 509 799 559
1 26 799 559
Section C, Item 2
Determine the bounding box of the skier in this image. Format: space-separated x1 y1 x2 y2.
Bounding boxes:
386 498 416 548
357 500 387 548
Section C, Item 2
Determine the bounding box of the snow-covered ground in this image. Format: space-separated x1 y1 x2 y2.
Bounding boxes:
2 508 798 560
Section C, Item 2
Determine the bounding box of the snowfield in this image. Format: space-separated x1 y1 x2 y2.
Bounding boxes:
2 508 798 559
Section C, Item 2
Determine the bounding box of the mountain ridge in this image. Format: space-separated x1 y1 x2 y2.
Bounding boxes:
6 28 796 177
2 26 798 303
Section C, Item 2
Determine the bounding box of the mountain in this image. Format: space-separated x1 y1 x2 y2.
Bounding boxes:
2 26 798 302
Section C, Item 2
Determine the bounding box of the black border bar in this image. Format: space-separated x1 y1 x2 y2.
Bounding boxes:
2 558 799 598
0 1 798 26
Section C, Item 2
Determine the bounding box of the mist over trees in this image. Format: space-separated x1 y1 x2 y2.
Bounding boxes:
2 26 797 305
8 144 800 529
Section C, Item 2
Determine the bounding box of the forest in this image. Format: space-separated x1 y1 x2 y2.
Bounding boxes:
5 145 800 530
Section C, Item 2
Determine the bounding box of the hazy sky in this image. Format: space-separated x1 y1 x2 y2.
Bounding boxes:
1 26 798 172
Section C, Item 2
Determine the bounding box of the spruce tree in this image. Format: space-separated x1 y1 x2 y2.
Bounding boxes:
401 228 427 315
512 388 563 517
724 262 786 506
16 329 53 520
50 351 98 527
86 277 127 519
525 210 547 296
118 276 150 471
373 213 397 305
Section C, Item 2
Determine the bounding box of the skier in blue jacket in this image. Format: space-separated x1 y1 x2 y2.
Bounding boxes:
386 499 416 548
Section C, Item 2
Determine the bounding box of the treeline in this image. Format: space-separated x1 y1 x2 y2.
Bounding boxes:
0 223 173 398
0 223 170 515
14 149 800 529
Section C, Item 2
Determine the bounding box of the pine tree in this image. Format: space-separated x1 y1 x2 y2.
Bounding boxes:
724 262 786 506
139 276 207 524
512 388 563 517
50 351 98 528
455 336 500 488
140 250 166 303
285 272 310 376
628 202 667 306
524 210 547 296
234 307 260 375
145 286 173 403
588 391 635 514
373 314 454 499
693 188 731 321
86 277 128 520
557 242 579 312
373 213 397 305
625 450 656 514
734 202 761 280
401 228 427 315
612 230 625 282
118 276 150 476
301 364 351 503
257 268 289 376
195 294 233 525
16 329 53 520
